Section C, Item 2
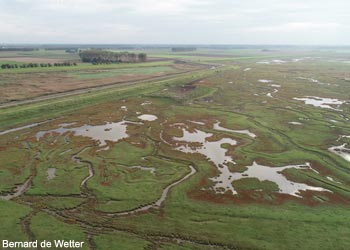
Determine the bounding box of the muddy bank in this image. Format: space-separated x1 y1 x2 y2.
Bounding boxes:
0 177 32 200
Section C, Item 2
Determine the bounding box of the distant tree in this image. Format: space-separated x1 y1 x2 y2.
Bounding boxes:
65 48 78 53
79 49 147 64
129 53 137 62
138 53 147 62
171 47 196 52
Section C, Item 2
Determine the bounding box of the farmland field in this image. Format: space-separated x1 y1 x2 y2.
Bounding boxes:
1 48 350 250
0 55 206 104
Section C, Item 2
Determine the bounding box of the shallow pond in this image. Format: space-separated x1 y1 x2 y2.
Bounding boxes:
256 59 286 65
138 114 158 121
258 79 273 83
36 121 129 150
141 101 152 106
288 121 302 125
230 162 331 197
171 124 330 197
173 127 238 194
174 128 237 167
47 168 56 180
329 143 350 163
293 96 345 111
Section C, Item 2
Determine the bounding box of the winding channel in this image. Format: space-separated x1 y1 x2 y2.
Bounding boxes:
71 147 95 187
0 147 94 201
111 165 196 216
0 177 33 200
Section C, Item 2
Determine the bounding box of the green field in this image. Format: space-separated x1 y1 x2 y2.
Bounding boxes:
0 48 350 249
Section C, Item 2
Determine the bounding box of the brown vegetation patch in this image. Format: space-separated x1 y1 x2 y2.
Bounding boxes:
0 68 187 103
188 186 349 206
187 159 349 206
100 182 110 186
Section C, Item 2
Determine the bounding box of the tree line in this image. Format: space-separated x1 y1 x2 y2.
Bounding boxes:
171 47 197 52
0 47 38 51
0 62 77 69
79 50 147 64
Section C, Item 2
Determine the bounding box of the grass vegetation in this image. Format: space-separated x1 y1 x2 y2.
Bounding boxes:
0 48 350 249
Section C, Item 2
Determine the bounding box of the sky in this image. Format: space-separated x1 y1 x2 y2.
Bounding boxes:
0 0 349 45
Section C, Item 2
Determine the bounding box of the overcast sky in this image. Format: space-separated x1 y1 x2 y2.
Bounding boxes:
0 0 349 45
